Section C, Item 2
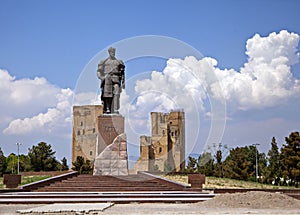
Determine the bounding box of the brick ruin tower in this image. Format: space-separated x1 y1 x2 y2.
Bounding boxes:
133 111 185 173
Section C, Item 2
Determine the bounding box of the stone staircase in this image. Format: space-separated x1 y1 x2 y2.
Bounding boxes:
34 173 185 192
0 172 216 203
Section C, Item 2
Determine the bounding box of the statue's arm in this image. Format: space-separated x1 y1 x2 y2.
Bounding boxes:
97 60 105 80
119 61 125 89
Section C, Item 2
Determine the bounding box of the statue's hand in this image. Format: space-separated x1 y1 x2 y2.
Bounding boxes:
122 84 125 89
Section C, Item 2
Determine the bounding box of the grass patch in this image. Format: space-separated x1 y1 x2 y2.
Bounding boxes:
0 175 51 189
20 175 51 186
163 175 298 189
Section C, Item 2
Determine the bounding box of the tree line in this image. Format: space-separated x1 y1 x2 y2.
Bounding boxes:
1 131 299 187
0 142 69 176
186 131 300 187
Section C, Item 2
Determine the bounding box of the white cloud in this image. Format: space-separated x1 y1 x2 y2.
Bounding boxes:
120 30 300 153
0 69 60 119
73 91 101 106
212 30 300 110
1 69 73 136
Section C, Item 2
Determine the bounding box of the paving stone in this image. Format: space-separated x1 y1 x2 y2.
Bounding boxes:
17 203 113 214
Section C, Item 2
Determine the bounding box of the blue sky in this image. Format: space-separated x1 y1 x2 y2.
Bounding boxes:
1 0 300 165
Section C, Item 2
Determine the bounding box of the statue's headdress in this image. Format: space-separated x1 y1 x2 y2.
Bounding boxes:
108 47 116 53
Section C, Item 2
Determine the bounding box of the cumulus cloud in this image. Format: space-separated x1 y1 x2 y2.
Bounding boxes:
0 70 60 119
125 30 300 116
213 30 300 109
120 30 300 151
1 69 73 136
120 56 221 151
122 57 213 118
73 91 101 106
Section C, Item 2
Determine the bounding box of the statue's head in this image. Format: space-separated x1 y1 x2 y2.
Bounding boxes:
108 47 116 57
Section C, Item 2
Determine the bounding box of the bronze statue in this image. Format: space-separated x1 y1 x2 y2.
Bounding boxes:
97 47 125 114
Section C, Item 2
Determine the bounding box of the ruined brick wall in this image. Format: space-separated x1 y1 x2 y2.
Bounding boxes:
133 136 151 173
133 111 185 173
72 105 103 163
168 111 185 172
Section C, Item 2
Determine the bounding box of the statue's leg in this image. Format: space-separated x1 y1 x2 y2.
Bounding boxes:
104 97 112 114
103 98 107 113
108 98 113 113
112 84 120 113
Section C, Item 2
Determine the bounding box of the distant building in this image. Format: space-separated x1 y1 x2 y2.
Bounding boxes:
134 111 185 173
72 105 103 163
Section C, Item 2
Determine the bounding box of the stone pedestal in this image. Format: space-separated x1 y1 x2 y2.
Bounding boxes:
3 174 21 188
94 133 128 175
97 114 124 155
94 114 128 176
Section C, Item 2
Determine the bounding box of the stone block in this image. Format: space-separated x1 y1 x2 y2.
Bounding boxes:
188 174 205 188
110 143 119 151
120 141 127 151
119 151 127 159
3 174 21 188
111 160 119 169
93 133 128 176
118 160 128 169
101 169 111 175
111 151 119 159
100 150 112 160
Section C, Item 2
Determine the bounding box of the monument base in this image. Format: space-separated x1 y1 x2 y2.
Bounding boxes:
93 133 128 176
94 114 128 176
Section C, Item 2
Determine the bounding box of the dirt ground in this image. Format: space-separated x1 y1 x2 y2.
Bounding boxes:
1 191 300 214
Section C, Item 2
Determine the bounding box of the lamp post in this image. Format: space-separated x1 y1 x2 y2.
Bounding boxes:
252 143 260 182
16 143 21 175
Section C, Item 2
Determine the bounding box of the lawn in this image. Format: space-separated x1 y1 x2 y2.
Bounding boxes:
1 173 297 190
163 174 296 189
0 175 51 189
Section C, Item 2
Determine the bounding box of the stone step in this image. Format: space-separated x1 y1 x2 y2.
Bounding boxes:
47 182 166 187
70 175 152 181
37 188 176 192
0 191 215 204
33 173 186 193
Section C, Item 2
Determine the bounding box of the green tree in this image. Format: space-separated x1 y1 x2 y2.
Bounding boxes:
20 154 32 172
206 143 228 177
197 152 214 176
72 156 84 172
61 157 69 171
223 146 253 180
0 147 7 176
6 153 31 173
72 156 93 174
258 151 267 182
80 159 93 174
6 153 18 174
265 137 282 185
281 131 300 186
28 142 59 171
186 156 197 173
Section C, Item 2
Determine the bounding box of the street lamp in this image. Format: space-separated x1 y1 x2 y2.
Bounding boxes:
16 143 21 175
252 143 260 182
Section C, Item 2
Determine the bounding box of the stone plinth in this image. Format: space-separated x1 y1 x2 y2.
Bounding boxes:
3 174 21 188
97 114 124 155
94 114 128 176
188 174 205 188
94 133 128 176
